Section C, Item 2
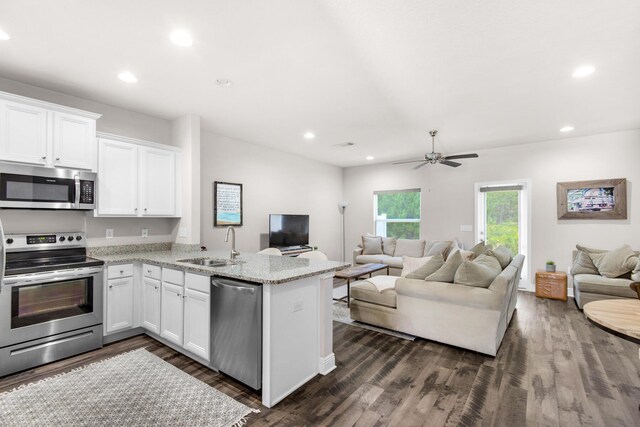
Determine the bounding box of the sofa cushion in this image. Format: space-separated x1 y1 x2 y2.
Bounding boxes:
400 256 432 277
362 236 383 255
573 274 637 299
425 250 463 283
351 280 397 308
355 254 391 264
489 246 513 270
425 240 453 258
382 237 397 256
589 245 638 278
395 278 505 311
454 254 503 288
571 250 599 275
406 254 445 280
394 239 426 257
383 256 404 269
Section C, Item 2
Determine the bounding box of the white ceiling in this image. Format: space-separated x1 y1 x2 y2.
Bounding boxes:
0 0 639 167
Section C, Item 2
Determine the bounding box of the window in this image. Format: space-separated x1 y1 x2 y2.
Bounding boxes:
374 189 421 239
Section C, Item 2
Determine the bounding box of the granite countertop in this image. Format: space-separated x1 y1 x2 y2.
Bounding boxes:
90 249 350 285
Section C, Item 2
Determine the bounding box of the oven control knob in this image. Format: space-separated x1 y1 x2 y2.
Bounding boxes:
68 236 74 242
6 238 13 244
76 235 83 241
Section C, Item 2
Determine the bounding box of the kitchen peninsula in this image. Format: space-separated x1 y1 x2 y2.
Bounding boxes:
91 247 349 408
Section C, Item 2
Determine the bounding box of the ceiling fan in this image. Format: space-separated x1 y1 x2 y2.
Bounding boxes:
393 130 479 169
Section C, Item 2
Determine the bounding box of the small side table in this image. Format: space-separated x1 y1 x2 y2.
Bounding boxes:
535 271 567 301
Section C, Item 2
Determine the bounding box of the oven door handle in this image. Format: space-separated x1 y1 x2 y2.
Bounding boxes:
2 267 104 287
74 174 81 209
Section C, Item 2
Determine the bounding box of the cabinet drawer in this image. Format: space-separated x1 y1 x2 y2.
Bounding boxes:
185 273 211 294
143 263 161 280
535 283 566 301
162 267 184 286
107 264 133 279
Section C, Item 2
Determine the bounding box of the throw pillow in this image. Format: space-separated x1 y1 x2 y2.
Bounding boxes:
470 241 490 258
632 258 640 282
570 250 599 275
382 237 397 256
458 249 474 261
425 240 453 258
425 250 463 283
589 245 637 278
361 236 383 255
488 246 513 270
395 239 426 258
576 244 607 255
406 254 445 280
401 256 433 277
454 254 503 288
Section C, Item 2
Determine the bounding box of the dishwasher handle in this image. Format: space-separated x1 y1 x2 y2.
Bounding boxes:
211 279 256 294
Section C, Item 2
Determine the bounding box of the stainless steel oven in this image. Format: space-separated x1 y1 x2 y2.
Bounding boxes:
0 163 96 210
0 232 104 377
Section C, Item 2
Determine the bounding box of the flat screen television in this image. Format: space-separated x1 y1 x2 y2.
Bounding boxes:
269 214 309 248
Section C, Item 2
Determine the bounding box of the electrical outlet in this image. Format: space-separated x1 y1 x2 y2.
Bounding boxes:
292 300 303 313
106 229 114 239
460 225 473 232
141 228 149 238
179 226 188 238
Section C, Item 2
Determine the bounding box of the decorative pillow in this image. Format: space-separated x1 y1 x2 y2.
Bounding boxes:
362 236 383 255
401 256 433 277
425 240 453 258
382 237 397 256
570 250 599 275
470 241 491 258
454 254 503 288
632 258 640 282
394 239 426 258
406 254 445 280
425 250 463 283
576 244 608 255
458 249 474 261
589 245 637 278
488 246 513 270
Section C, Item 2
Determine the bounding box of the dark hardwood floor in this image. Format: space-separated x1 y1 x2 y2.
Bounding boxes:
1 292 639 426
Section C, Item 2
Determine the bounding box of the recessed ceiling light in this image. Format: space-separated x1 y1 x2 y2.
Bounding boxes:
216 79 233 87
0 28 10 40
560 125 575 132
303 132 315 140
118 71 138 83
170 29 193 47
572 65 595 78
366 156 374 160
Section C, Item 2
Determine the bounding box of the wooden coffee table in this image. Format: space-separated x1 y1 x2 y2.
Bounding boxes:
334 263 390 307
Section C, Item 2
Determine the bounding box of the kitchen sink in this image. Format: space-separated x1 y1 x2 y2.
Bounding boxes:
178 258 245 267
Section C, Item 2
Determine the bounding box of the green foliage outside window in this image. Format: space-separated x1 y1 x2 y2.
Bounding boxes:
376 191 420 239
485 191 519 254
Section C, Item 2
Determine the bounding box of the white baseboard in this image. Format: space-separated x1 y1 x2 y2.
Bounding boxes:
319 353 336 375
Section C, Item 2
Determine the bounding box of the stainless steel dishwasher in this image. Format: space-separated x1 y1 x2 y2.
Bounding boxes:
210 277 262 390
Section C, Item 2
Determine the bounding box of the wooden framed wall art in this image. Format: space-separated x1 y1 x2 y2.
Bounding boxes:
214 181 243 226
557 178 627 219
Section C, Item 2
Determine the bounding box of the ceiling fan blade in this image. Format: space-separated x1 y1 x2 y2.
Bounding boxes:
412 162 428 170
392 159 427 165
444 153 479 160
440 160 462 167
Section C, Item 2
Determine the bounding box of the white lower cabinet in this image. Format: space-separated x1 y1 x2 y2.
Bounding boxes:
141 276 161 334
161 281 184 346
106 276 134 333
183 287 210 361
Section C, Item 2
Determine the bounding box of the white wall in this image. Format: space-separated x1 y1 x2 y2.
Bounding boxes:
0 77 178 245
172 115 201 245
200 132 344 260
343 129 640 289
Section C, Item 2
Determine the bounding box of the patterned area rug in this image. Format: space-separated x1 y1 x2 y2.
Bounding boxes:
0 349 258 427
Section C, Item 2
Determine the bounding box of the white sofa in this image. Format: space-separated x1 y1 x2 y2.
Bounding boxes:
349 254 525 356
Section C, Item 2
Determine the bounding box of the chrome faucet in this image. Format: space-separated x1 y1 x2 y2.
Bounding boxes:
225 226 240 260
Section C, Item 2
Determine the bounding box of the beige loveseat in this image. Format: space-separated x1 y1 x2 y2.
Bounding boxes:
350 254 525 356
353 238 457 276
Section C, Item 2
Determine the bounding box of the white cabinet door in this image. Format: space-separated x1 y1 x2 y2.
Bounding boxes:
139 147 176 216
161 282 184 345
0 100 49 165
52 112 96 170
183 288 210 361
106 277 134 333
142 276 161 334
97 139 138 215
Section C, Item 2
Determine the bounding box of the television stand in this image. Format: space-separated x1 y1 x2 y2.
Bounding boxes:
278 245 313 257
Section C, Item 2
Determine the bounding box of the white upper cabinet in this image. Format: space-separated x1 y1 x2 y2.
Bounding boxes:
96 135 181 218
0 91 100 170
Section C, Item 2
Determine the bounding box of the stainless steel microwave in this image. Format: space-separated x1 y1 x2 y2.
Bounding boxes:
0 163 96 210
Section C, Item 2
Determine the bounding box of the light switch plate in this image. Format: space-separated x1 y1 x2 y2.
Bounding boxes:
460 225 473 232
141 228 149 238
106 229 114 239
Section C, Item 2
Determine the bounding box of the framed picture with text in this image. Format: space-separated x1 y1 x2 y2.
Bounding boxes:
214 181 243 226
